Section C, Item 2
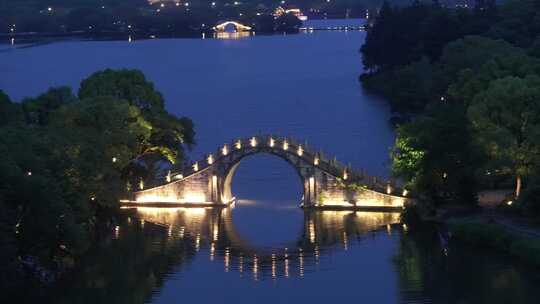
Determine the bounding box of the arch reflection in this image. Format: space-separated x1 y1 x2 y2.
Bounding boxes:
131 206 401 280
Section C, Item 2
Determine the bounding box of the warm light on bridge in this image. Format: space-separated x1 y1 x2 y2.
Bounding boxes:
213 21 252 32
125 135 413 210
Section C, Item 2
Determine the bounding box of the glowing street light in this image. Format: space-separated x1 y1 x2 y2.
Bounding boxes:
283 140 289 150
297 145 304 156
269 137 275 147
222 145 229 156
250 137 257 147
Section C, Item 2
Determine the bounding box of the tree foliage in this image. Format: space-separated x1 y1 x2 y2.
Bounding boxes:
0 69 195 294
468 76 540 197
392 104 482 205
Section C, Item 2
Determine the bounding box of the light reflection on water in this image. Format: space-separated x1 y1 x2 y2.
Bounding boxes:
53 203 540 304
131 206 401 281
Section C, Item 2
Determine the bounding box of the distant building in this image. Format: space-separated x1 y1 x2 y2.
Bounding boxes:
274 6 308 21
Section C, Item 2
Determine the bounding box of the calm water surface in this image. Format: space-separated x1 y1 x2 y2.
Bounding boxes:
1 24 540 303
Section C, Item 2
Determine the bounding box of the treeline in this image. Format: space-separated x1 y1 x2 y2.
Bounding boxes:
360 0 540 216
0 0 423 36
0 70 194 300
0 0 303 35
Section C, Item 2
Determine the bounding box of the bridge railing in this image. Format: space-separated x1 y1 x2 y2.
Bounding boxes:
161 135 406 197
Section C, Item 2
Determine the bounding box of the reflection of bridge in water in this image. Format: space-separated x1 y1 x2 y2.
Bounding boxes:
125 206 403 280
128 135 413 210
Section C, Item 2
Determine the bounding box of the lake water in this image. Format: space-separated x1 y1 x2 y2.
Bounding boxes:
2 23 540 304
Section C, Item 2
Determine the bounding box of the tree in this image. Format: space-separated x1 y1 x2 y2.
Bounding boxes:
0 90 23 126
392 104 482 205
22 86 76 125
78 69 195 163
468 75 540 197
48 96 152 208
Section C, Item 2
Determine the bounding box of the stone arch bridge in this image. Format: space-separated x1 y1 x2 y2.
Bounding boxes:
213 21 252 32
129 135 412 210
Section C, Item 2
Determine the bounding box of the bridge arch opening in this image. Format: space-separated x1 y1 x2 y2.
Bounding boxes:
224 153 305 207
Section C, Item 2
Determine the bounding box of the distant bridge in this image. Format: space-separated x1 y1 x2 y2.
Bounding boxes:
127 135 413 210
213 21 252 32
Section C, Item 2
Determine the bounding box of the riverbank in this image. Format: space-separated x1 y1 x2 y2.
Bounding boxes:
449 220 540 267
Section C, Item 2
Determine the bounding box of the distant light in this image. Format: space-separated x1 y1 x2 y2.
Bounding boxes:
256 13 261 16
112 157 117 163
27 171 32 176
184 2 190 6
234 1 239 5
211 2 216 6
507 200 513 206
176 2 180 6
160 3 165 7
47 7 53 12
